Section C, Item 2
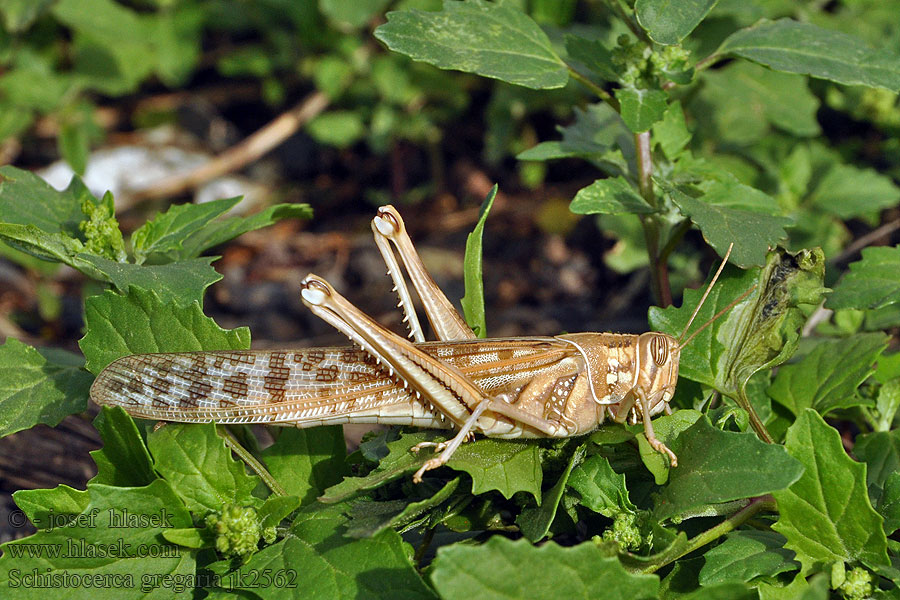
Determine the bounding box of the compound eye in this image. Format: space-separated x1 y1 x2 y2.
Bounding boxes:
650 335 669 366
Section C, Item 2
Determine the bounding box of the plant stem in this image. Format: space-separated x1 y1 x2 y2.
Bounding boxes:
635 131 672 307
743 394 775 444
641 495 776 574
218 425 287 497
567 67 618 110
606 0 651 44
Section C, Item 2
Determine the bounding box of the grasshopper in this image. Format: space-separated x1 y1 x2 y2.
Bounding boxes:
91 205 738 482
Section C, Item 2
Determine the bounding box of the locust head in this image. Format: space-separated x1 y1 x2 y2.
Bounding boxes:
635 332 680 416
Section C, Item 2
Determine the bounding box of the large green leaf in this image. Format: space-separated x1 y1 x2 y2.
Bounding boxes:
447 438 543 500
431 537 658 599
261 427 347 506
854 430 900 533
615 87 668 133
90 406 157 487
652 416 803 521
346 478 460 538
828 246 900 310
766 333 888 416
699 531 798 585
569 176 655 215
635 0 718 45
147 423 260 516
0 338 93 437
130 197 240 263
375 0 568 89
772 410 889 571
0 165 86 235
517 444 584 541
668 181 791 268
568 454 636 517
79 286 250 375
716 19 900 91
0 481 195 599
460 184 496 337
810 165 900 222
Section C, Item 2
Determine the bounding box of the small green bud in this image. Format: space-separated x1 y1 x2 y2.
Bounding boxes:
206 504 265 562
602 512 642 551
838 567 874 600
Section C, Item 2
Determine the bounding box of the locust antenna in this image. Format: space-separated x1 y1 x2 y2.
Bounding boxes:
678 243 733 343
679 284 757 349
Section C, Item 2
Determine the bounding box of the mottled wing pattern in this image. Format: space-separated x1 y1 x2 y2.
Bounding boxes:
90 338 580 429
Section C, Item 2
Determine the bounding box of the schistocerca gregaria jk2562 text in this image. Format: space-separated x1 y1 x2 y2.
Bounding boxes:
91 205 745 483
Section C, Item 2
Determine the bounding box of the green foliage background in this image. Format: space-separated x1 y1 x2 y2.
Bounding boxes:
1 1 900 598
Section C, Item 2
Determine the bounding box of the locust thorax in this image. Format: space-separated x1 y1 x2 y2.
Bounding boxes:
635 332 680 415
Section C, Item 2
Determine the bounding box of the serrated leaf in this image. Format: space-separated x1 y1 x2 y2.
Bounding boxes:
668 183 791 268
635 0 717 45
699 530 799 585
773 410 889 571
0 480 194 599
447 438 542 500
0 338 93 437
90 406 157 487
0 165 86 235
320 432 443 503
261 427 347 506
461 184 496 337
828 246 900 311
567 454 636 517
431 537 658 600
258 495 301 531
517 444 584 541
346 477 460 538
131 197 240 263
615 87 668 133
375 0 568 89
716 19 900 91
147 423 259 515
79 286 249 374
653 416 803 521
810 165 900 222
633 409 702 484
766 333 888 416
569 176 655 215
13 485 89 530
178 202 312 258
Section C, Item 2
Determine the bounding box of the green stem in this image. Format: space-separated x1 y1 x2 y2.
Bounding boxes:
218 426 287 497
606 0 651 44
641 495 776 574
742 392 775 444
567 67 618 110
635 131 672 307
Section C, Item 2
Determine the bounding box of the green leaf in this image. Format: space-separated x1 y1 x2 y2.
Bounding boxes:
652 416 803 521
773 410 889 571
230 505 437 600
0 481 195 599
307 111 366 148
699 531 799 585
178 202 312 258
0 0 55 32
810 164 900 222
767 333 888 416
853 430 900 533
448 438 543 500
90 406 157 487
651 249 825 399
130 197 240 263
635 0 718 45
79 286 250 375
430 537 658 599
517 444 585 541
615 87 668 133
460 184 496 337
633 410 702 484
59 119 89 175
375 0 568 89
76 254 223 306
261 427 347 506
716 19 900 91
13 485 90 530
568 454 636 517
320 432 442 503
346 478 460 538
569 176 655 215
0 165 86 235
0 338 93 437
667 181 791 268
878 472 900 534
147 423 259 516
565 35 619 82
828 246 900 311
653 101 691 159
